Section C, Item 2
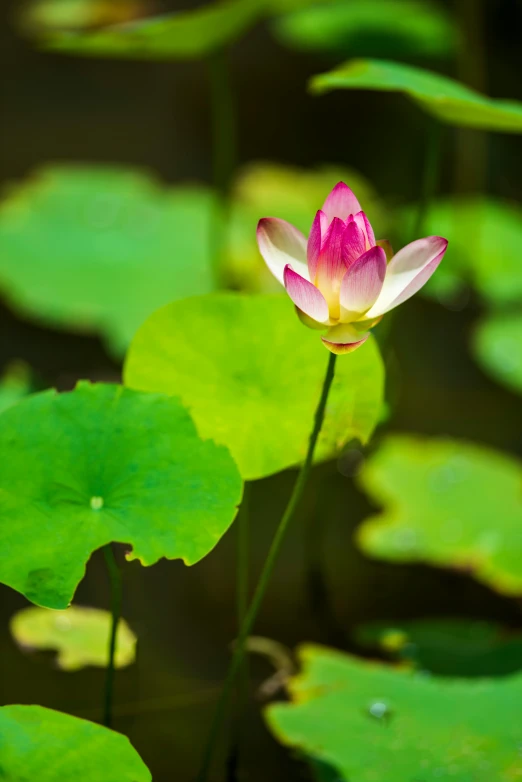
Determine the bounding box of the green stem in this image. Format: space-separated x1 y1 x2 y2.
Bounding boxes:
412 120 442 241
207 47 236 287
197 352 338 782
102 544 122 729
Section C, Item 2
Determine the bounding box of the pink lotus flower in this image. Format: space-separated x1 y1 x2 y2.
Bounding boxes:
257 182 448 354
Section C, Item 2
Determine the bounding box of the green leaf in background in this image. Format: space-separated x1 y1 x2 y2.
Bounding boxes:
405 198 522 307
226 161 386 291
0 705 151 781
473 311 522 396
20 0 149 33
310 59 522 132
356 436 522 596
35 0 265 59
124 293 385 481
0 361 32 413
10 605 137 670
274 0 457 59
266 645 522 782
0 165 215 357
355 618 522 677
0 382 242 608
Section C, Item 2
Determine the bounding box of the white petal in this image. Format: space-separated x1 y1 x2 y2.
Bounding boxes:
257 218 309 285
364 236 448 318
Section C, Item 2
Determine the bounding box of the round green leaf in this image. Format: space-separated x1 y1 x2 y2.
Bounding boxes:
356 435 522 596
0 165 215 356
226 161 387 292
0 382 242 609
473 312 522 396
10 605 137 670
37 0 265 59
310 59 522 132
266 644 522 782
0 705 151 781
274 0 457 58
124 293 385 481
404 198 522 306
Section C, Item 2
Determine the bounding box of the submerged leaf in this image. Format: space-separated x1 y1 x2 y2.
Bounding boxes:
124 293 385 481
0 165 215 356
0 705 151 781
311 59 522 132
0 382 242 608
355 618 522 677
10 605 137 670
266 645 522 781
356 435 522 596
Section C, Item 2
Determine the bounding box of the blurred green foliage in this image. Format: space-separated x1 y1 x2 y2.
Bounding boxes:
274 0 457 59
473 312 522 396
124 293 384 480
311 59 522 132
10 605 137 670
0 361 32 413
356 618 522 677
410 197 522 307
266 645 522 781
0 705 151 780
357 436 522 596
27 0 330 60
0 166 215 356
0 382 242 608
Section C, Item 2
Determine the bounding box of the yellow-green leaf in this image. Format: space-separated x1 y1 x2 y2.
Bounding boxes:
10 605 137 670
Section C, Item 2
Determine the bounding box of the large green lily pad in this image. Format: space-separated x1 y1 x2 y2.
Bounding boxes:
403 197 522 306
356 435 522 596
0 705 151 781
266 644 522 781
0 165 215 356
10 605 137 670
274 0 457 58
473 312 522 396
0 382 242 609
124 293 385 481
355 618 522 677
310 59 522 132
226 161 386 292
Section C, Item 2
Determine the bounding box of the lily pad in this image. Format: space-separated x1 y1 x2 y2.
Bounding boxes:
0 382 242 609
226 161 386 292
403 197 522 307
0 165 215 356
356 435 522 596
124 293 385 481
473 312 522 396
0 705 151 781
274 0 457 58
355 618 522 677
266 644 522 782
310 59 522 132
10 605 137 670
